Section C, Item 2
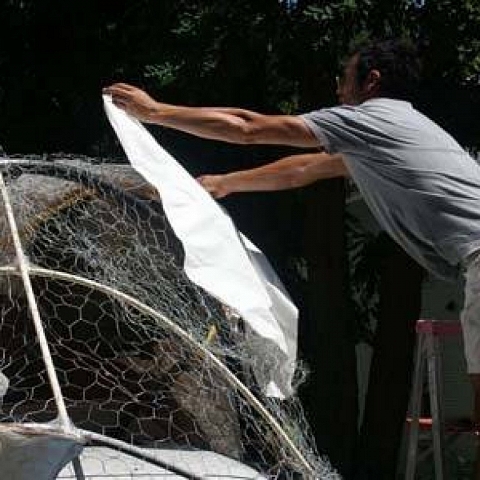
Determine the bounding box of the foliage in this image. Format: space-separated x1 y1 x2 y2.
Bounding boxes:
0 0 478 154
345 211 380 345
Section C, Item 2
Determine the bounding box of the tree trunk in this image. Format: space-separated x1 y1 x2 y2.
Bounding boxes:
355 233 424 479
297 179 358 478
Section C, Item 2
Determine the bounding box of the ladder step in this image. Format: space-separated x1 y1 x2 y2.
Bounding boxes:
416 319 462 336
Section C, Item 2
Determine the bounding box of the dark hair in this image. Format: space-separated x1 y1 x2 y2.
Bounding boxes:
350 38 421 101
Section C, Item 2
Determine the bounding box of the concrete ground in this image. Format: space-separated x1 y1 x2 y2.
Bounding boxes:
57 446 265 479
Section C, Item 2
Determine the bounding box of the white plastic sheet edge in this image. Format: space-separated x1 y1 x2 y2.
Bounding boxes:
103 95 298 398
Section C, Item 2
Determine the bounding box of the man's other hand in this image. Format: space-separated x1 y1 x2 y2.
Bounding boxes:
197 174 231 199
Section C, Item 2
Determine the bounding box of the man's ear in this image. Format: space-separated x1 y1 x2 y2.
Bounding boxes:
365 69 381 94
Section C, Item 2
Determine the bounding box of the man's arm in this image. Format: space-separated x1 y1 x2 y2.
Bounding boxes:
103 83 319 148
197 152 348 198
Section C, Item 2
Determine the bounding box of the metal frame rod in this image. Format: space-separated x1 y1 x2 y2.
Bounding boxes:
0 174 71 430
0 265 315 477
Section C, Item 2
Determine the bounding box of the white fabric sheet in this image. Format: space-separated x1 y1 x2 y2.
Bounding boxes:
103 95 298 397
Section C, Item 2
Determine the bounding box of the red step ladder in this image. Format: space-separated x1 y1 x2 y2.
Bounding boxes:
405 319 468 479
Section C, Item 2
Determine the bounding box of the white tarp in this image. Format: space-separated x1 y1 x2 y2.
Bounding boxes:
103 95 298 398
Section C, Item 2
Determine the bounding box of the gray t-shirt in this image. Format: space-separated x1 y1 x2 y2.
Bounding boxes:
301 98 480 279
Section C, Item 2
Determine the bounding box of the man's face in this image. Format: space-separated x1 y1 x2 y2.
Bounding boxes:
336 54 362 105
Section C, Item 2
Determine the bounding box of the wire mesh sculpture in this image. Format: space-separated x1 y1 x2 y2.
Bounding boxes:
0 156 339 479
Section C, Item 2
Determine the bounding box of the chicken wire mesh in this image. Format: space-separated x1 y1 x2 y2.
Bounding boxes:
0 156 339 479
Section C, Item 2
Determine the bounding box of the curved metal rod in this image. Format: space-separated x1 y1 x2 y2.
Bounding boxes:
0 265 315 477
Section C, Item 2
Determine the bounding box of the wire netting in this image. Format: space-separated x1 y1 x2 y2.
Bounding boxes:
0 157 339 479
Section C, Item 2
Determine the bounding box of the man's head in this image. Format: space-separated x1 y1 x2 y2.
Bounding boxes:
336 38 421 105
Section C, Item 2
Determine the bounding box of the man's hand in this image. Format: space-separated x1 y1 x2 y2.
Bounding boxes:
103 83 164 123
197 174 231 199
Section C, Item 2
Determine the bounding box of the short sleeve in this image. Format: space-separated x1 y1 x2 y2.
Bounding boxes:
299 106 360 154
299 113 332 151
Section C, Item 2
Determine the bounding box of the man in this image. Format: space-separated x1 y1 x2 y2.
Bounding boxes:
105 38 480 477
